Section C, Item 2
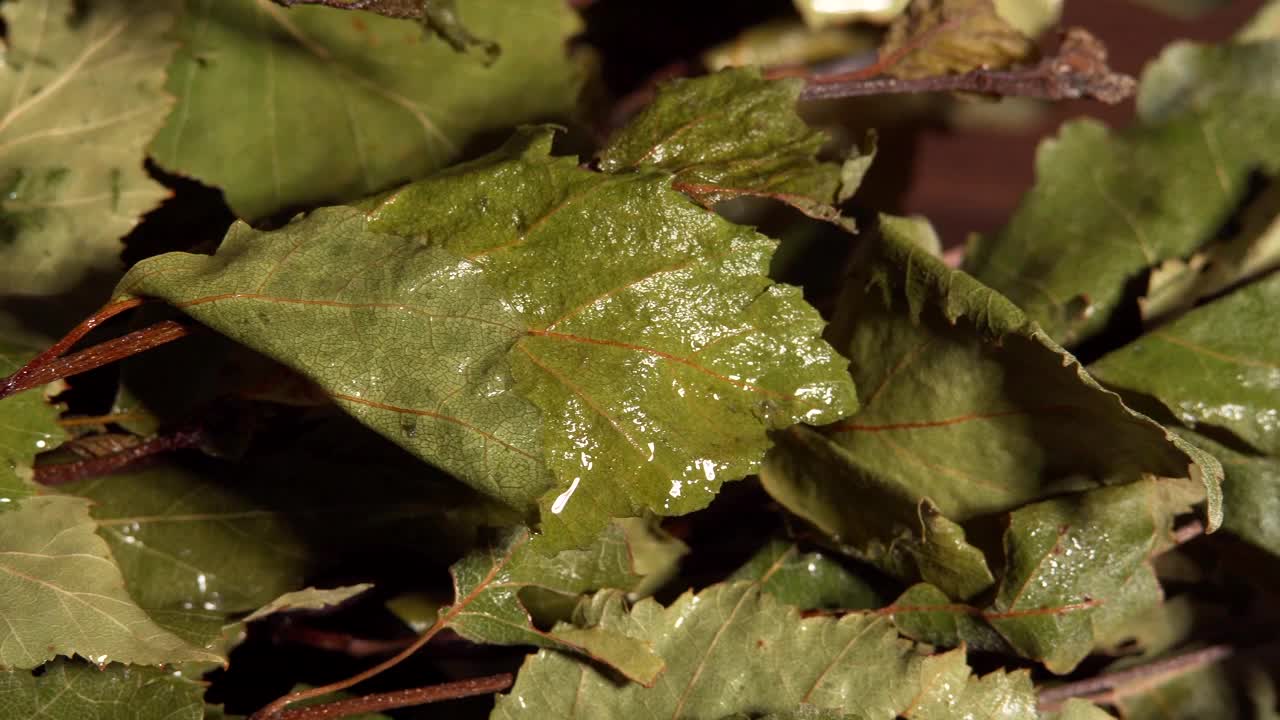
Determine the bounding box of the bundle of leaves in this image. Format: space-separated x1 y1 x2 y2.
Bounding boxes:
2 0 1279 718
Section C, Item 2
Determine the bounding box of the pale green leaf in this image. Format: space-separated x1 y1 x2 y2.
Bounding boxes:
881 0 1034 79
599 68 861 226
0 660 203 720
492 582 1036 719
1139 181 1280 325
0 495 218 669
116 128 857 549
151 0 580 220
1093 273 1280 456
0 340 67 504
0 0 176 333
965 40 1280 345
992 0 1061 36
243 584 374 623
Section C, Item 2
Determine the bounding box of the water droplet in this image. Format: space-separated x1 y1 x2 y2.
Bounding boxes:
550 477 581 514
400 416 418 438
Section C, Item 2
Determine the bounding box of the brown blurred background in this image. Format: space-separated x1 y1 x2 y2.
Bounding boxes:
900 0 1267 245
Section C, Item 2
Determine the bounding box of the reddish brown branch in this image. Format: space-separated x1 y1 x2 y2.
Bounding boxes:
273 624 417 658
270 674 513 720
33 426 205 486
1037 644 1233 711
801 28 1135 104
1 320 190 400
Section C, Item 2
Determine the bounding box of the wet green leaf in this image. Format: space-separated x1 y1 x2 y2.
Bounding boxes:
989 480 1198 673
0 0 177 333
440 525 664 685
761 215 1222 594
117 128 857 549
891 479 1201 674
151 0 580 220
728 538 881 610
0 495 219 669
599 68 862 226
1093 273 1280 456
0 341 67 503
493 582 1036 719
880 0 1034 79
0 660 203 720
965 39 1280 345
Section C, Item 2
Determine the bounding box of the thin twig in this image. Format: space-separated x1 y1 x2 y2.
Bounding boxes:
33 426 205 486
249 616 450 719
272 673 513 720
271 0 423 19
801 28 1135 104
1037 644 1234 711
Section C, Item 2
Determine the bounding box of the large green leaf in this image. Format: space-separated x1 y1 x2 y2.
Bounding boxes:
492 582 1036 719
1092 273 1280 456
116 128 857 549
151 0 580 220
598 68 861 227
890 479 1200 674
964 39 1280 345
0 341 67 503
761 215 1222 594
0 660 203 720
0 495 218 669
0 0 176 332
